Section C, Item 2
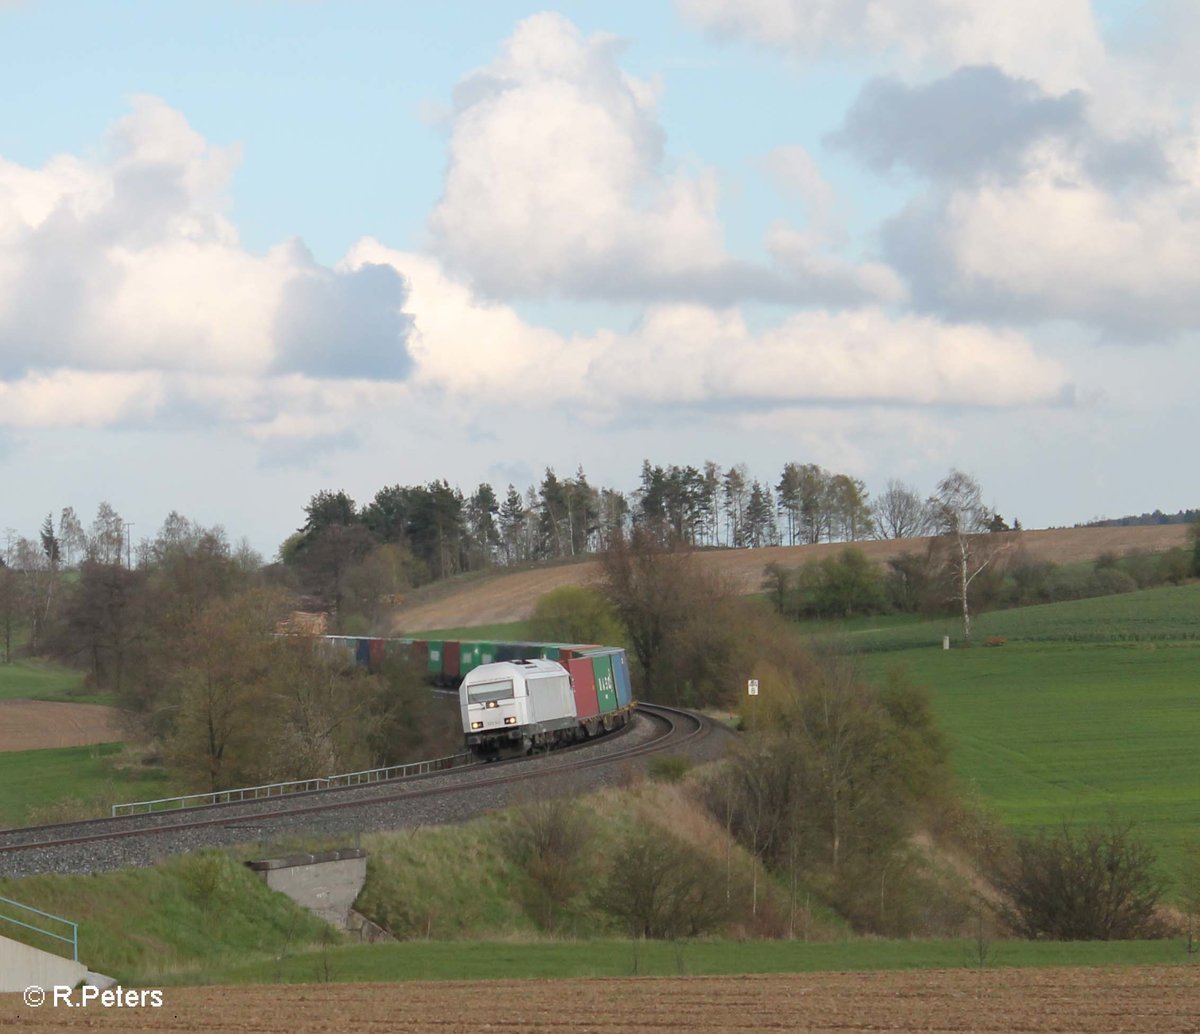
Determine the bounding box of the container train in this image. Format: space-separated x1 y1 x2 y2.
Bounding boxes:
322 635 637 758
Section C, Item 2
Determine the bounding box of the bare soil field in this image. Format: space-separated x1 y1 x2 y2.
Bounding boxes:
0 700 124 752
3 966 1198 1032
390 524 1191 632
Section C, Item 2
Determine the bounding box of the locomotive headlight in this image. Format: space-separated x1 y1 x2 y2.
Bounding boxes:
471 721 483 730
504 716 517 725
486 700 498 709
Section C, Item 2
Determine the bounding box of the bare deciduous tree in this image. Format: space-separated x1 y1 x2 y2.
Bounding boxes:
873 479 932 540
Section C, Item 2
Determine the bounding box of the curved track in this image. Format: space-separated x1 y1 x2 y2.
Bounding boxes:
0 704 725 879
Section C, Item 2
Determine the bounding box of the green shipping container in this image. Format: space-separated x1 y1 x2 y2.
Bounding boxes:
591 653 618 713
459 641 480 676
425 640 444 678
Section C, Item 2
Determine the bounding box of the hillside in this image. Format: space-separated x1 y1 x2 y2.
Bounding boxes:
388 523 1190 633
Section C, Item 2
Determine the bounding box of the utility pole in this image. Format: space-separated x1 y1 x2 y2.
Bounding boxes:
125 523 134 569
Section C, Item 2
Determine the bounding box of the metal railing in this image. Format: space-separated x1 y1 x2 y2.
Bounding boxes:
111 752 473 817
111 778 332 817
326 752 471 788
0 895 78 962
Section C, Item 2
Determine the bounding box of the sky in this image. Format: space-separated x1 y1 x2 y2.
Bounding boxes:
1 0 1196 558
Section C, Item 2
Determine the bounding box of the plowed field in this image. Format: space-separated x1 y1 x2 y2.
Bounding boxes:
4 966 1198 1032
389 524 1190 631
0 700 124 752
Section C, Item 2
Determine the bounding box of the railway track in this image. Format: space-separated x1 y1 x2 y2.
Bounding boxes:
0 704 725 879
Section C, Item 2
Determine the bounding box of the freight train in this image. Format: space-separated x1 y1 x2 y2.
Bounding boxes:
323 635 637 758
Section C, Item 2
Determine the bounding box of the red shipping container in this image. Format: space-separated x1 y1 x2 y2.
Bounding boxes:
568 657 600 719
443 640 461 678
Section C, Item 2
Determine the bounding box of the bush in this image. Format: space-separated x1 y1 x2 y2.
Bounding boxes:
1092 568 1137 596
1159 548 1192 586
601 827 730 939
792 548 887 620
500 796 595 931
529 585 624 647
1120 552 1161 589
647 755 691 784
991 821 1166 940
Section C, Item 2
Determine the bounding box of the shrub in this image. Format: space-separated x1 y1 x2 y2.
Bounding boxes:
1159 548 1192 586
529 585 624 647
601 827 730 940
501 796 595 931
991 821 1166 940
178 850 233 914
1092 568 1137 596
1120 552 1161 589
648 755 691 784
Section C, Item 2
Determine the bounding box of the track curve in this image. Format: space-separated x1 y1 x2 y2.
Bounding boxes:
0 704 728 879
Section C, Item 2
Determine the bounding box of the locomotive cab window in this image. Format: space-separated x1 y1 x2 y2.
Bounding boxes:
467 679 516 704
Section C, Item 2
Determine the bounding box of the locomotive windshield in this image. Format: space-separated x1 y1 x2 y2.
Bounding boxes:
467 678 515 703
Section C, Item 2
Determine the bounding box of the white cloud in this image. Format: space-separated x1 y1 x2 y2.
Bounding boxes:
0 96 413 380
428 12 896 307
0 80 1069 442
883 131 1200 335
0 97 414 434
349 237 1069 413
677 0 1104 93
0 369 164 428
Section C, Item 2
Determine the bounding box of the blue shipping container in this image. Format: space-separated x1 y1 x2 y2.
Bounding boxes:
611 649 633 708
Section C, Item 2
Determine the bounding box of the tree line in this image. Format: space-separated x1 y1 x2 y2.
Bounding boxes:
279 464 1017 629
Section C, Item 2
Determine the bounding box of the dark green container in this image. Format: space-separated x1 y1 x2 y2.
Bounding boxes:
425 640 445 678
459 641 498 675
591 653 618 713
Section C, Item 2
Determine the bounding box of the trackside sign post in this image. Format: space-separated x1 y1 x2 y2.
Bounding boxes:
747 679 759 696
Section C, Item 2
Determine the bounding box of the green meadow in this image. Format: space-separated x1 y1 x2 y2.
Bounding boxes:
407 620 534 641
847 585 1200 873
165 935 1188 986
0 742 172 828
0 656 97 703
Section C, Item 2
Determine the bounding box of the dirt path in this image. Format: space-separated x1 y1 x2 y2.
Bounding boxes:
390 524 1191 632
3 965 1197 1031
0 700 124 752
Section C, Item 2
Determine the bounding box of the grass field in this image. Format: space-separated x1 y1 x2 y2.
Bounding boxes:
0 742 171 828
0 656 102 703
159 936 1191 986
847 586 1200 876
835 582 1200 652
406 619 534 640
